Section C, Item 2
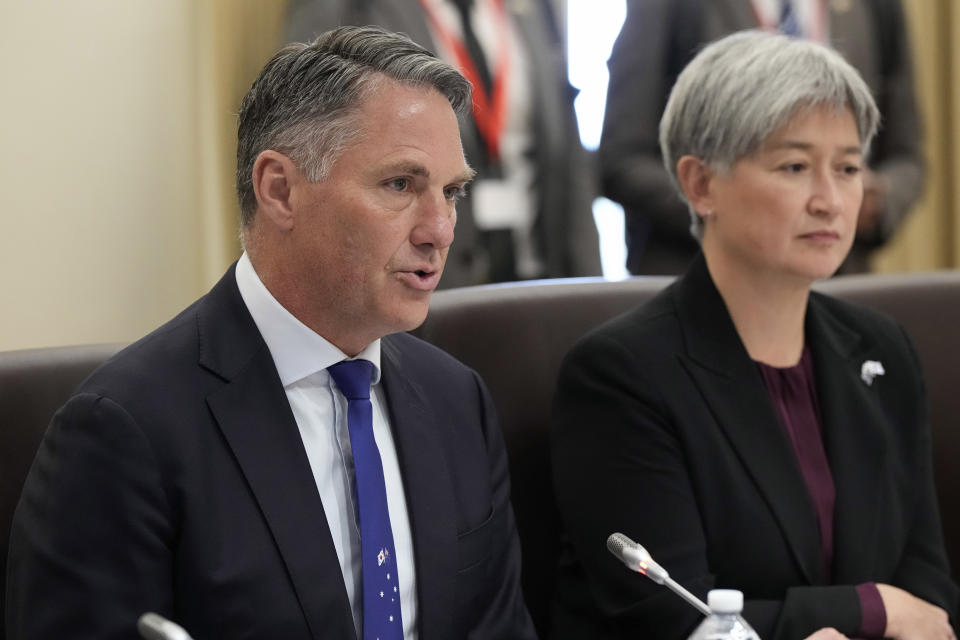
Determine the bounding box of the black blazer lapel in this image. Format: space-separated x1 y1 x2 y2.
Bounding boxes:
380 336 457 640
674 257 823 584
198 267 357 640
806 295 887 583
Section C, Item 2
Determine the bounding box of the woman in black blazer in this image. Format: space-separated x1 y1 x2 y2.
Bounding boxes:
551 30 958 640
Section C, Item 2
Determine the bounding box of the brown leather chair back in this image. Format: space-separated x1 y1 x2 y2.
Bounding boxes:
0 343 123 640
416 272 960 637
3 272 958 639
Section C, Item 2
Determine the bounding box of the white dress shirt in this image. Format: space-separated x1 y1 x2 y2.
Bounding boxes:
235 252 418 639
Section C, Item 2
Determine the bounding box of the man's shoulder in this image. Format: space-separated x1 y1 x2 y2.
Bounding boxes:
384 331 475 377
79 295 212 404
81 264 251 398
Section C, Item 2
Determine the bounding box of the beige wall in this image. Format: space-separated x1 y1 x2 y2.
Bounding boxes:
872 0 955 272
0 0 955 351
0 1 205 350
0 1 285 351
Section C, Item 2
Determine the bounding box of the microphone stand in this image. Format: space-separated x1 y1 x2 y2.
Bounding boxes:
607 532 711 616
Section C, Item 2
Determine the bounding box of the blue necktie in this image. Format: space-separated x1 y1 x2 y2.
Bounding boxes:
780 0 801 37
328 360 404 640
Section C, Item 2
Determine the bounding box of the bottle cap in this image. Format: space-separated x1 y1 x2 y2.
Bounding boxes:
707 589 743 614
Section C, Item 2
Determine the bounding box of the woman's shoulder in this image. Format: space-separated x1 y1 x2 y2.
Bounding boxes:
808 290 909 342
807 290 922 382
580 283 681 342
561 283 688 377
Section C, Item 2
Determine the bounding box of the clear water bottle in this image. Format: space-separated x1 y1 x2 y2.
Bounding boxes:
687 589 761 640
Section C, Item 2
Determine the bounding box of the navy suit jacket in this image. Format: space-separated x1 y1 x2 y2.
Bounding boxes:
551 255 958 640
6 264 535 640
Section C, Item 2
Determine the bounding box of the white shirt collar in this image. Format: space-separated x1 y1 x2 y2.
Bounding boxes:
234 252 382 387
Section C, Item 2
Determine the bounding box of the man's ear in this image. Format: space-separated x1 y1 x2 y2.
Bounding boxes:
252 150 299 231
675 155 716 218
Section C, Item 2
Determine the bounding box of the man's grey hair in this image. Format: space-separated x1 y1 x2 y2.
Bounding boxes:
659 29 880 239
236 25 472 226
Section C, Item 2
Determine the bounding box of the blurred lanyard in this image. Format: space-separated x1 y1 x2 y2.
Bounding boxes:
750 0 828 42
419 0 511 161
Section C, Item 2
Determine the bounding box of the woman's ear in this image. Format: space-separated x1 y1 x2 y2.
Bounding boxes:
251 150 299 231
676 155 715 219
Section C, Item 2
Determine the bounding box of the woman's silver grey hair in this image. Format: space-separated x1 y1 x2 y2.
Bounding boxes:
659 29 880 239
236 25 472 226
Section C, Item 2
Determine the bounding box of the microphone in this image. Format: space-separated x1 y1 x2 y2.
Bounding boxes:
606 532 669 583
137 612 195 640
606 532 711 616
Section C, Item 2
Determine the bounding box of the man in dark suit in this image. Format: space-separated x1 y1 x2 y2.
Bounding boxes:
6 26 536 640
600 0 923 275
284 0 601 287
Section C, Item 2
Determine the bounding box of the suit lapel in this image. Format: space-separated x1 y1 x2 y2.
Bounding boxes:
198 267 357 640
380 336 457 640
674 257 823 584
805 295 887 583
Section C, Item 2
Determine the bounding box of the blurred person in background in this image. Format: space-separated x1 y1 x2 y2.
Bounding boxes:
286 0 602 287
600 0 923 275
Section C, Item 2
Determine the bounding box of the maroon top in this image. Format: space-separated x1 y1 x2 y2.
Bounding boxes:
756 346 886 638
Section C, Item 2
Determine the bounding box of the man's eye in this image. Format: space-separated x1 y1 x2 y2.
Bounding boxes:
444 185 467 201
387 177 409 191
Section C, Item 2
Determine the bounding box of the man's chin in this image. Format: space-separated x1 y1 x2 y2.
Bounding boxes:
388 302 432 335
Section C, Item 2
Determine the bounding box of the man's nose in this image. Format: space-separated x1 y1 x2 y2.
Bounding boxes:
411 192 456 250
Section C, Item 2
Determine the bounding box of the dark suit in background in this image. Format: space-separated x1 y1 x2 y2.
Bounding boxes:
551 255 958 639
600 0 924 275
285 0 602 286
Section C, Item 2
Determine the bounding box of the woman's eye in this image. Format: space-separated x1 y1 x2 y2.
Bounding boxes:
841 164 862 176
782 163 806 173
